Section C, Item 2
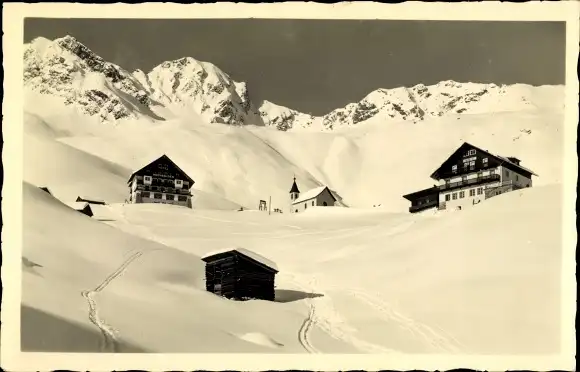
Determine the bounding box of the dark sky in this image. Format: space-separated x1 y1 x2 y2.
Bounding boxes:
24 18 565 115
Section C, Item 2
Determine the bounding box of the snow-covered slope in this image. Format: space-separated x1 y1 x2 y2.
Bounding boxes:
137 57 265 126
46 107 562 212
24 35 564 131
22 35 565 212
22 180 562 354
24 36 164 123
19 33 568 356
21 182 311 353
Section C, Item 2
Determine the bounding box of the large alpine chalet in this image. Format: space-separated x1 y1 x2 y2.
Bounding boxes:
403 142 538 213
127 154 195 208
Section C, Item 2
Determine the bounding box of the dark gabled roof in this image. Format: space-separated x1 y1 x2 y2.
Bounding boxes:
201 248 279 273
127 154 195 185
289 177 300 194
76 196 106 204
430 142 538 180
39 186 52 195
402 186 440 201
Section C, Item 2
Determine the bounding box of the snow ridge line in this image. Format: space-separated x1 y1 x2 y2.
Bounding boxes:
81 250 145 353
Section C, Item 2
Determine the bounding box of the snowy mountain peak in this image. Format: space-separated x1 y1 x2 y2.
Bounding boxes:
24 35 158 122
23 35 562 131
141 56 261 125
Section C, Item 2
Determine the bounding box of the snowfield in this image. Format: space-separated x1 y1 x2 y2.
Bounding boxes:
20 88 567 354
17 35 569 355
22 179 562 354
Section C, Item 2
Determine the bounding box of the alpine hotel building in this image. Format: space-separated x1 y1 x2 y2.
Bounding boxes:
127 154 194 208
403 142 537 213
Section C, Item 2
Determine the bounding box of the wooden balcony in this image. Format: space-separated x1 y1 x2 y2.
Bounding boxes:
409 199 439 213
438 174 500 192
135 184 191 195
437 163 496 179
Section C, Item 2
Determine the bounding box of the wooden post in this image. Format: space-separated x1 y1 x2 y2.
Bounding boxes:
268 196 271 215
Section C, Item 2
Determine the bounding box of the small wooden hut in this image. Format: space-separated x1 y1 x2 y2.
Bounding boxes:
201 248 278 301
39 186 53 196
65 202 94 217
76 196 106 205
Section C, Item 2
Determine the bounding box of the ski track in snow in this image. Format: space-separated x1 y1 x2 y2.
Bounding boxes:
343 287 465 354
108 205 461 354
81 204 161 353
297 277 321 354
284 273 399 354
81 250 144 353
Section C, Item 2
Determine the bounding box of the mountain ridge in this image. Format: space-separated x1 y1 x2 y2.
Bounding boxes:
23 35 564 131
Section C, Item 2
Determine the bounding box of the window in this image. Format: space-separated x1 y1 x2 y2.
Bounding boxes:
452 165 458 173
482 158 489 166
142 192 150 198
469 161 475 170
154 193 162 199
516 175 519 181
467 149 476 156
323 201 328 206
178 196 188 202
469 189 475 197
304 203 307 209
312 201 315 206
477 187 483 195
459 191 465 198
505 170 510 176
461 176 467 184
144 176 151 181
175 179 182 184
452 193 457 200
445 194 451 201
490 169 496 175
166 194 175 201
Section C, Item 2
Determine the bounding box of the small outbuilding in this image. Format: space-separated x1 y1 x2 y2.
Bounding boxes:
201 248 278 301
39 186 53 196
76 196 106 205
65 202 94 217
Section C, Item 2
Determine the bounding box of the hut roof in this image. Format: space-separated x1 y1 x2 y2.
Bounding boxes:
202 247 279 272
76 196 106 204
65 202 91 211
292 186 337 205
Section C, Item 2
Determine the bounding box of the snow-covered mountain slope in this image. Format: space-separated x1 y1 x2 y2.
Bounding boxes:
22 180 562 353
22 38 564 211
20 34 567 356
23 110 244 210
135 57 265 126
261 81 564 131
24 35 565 131
47 106 562 212
24 36 164 123
21 182 312 353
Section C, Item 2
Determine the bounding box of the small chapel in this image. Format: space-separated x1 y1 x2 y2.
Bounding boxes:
288 177 337 213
